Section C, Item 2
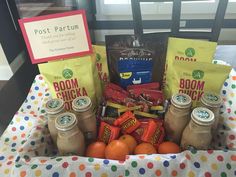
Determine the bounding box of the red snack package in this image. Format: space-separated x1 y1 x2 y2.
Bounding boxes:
127 82 160 91
98 122 120 144
141 120 165 148
130 119 149 143
104 85 135 105
113 111 141 134
106 83 129 96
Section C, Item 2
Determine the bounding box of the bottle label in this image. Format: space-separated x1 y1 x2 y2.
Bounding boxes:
76 98 88 107
176 95 187 103
59 115 73 125
48 100 60 108
196 110 210 120
205 93 219 102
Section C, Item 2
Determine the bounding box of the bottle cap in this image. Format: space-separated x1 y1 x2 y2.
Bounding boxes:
201 92 222 108
171 93 192 109
72 96 92 112
191 107 215 126
55 112 77 131
45 98 64 114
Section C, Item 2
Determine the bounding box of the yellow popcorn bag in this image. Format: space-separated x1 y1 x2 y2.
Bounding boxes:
164 37 217 99
93 45 109 89
170 60 232 107
38 56 101 110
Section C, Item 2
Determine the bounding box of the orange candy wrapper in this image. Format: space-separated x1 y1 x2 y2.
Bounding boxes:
141 120 165 148
98 122 120 144
130 120 150 143
113 111 141 134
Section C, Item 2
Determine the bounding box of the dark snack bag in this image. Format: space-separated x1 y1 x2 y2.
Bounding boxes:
104 101 128 118
100 117 117 125
105 34 168 88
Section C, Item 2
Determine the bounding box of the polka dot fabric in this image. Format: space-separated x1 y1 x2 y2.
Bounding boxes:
211 60 236 150
0 72 235 177
126 150 236 177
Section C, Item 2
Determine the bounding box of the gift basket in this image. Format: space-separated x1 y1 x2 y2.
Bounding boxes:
1 9 236 177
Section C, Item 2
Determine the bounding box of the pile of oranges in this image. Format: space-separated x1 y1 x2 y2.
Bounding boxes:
86 135 181 161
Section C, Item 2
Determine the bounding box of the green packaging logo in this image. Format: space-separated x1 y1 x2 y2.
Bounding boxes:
96 53 101 62
185 48 195 57
62 69 73 79
192 70 204 79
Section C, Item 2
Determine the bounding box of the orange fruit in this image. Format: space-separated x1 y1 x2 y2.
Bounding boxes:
119 135 137 154
105 140 129 161
134 143 157 155
158 141 181 154
86 141 106 159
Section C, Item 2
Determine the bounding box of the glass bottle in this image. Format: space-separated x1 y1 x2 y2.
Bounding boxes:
181 107 215 150
72 96 97 143
55 112 85 156
45 98 65 144
164 93 192 144
200 92 222 134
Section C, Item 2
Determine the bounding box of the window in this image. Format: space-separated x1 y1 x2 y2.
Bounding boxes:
15 0 76 18
104 0 153 4
98 0 157 16
104 0 236 4
104 0 130 4
98 0 236 16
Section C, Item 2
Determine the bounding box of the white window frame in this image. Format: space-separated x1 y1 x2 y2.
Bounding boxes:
98 0 158 15
98 0 236 16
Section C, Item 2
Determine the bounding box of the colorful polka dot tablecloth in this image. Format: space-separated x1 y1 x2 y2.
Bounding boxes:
0 61 236 177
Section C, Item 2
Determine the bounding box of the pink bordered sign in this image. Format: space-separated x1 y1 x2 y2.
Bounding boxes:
19 10 92 64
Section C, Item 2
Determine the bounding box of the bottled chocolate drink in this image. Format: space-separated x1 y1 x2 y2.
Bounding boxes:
200 92 222 134
181 107 215 150
55 112 85 156
45 98 65 144
72 96 97 143
164 93 192 144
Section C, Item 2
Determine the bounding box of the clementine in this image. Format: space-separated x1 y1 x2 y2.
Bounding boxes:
134 143 157 155
158 141 181 154
119 134 137 154
86 141 106 159
105 140 129 161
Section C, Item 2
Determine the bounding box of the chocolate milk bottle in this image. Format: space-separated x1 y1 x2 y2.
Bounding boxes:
45 98 65 144
181 107 215 150
72 96 97 143
164 93 192 144
200 92 222 134
55 112 85 156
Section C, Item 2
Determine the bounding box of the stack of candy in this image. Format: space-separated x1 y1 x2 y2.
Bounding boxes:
93 82 167 160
